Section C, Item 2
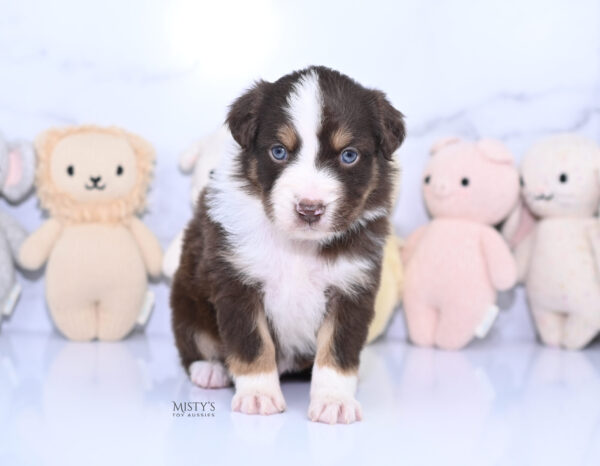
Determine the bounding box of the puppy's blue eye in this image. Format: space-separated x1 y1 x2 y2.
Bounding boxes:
341 149 359 164
271 145 288 161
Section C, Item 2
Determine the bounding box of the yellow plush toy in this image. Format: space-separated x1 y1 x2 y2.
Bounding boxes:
367 235 404 343
19 125 163 341
366 150 404 343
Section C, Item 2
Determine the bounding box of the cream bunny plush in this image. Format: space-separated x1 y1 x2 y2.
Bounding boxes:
504 134 600 349
19 125 163 341
161 126 227 278
403 138 519 349
0 134 35 322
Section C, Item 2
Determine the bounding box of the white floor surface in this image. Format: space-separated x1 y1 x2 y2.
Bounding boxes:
1 330 600 466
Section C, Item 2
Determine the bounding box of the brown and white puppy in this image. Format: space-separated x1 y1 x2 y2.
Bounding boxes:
171 66 405 424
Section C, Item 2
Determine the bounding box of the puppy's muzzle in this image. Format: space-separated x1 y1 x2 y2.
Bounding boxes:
296 199 325 225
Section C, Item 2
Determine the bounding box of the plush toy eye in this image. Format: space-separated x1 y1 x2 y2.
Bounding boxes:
461 177 470 187
270 145 288 161
559 173 568 183
424 175 431 184
67 165 74 176
340 149 359 165
116 165 124 176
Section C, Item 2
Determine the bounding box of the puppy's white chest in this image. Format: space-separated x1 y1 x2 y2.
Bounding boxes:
229 225 372 372
234 227 331 360
262 248 329 358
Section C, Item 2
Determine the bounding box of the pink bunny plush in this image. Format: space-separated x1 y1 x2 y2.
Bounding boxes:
402 138 519 349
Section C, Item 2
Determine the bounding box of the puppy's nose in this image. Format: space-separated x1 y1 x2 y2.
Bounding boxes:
296 200 325 224
90 176 102 185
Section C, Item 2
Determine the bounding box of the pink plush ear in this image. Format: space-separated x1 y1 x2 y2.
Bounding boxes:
430 137 461 155
502 200 537 248
477 139 514 164
2 141 35 202
5 149 24 188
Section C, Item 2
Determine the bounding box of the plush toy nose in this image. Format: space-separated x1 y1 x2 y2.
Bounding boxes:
296 199 325 224
432 181 451 197
532 184 549 196
90 176 102 185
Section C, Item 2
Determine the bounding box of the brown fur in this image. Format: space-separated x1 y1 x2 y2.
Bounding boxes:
171 194 266 372
330 127 353 152
227 314 277 375
276 124 299 152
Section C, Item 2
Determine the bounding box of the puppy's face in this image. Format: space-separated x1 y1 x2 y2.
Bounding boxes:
227 67 405 241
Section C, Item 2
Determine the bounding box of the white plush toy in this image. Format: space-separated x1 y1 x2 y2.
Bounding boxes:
504 134 600 349
162 126 229 278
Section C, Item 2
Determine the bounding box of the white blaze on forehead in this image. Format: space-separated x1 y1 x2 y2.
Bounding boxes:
271 70 344 239
286 70 322 165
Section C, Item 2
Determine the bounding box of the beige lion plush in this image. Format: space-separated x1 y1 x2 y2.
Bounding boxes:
19 125 163 341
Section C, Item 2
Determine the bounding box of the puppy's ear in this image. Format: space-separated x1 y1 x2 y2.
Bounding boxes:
226 80 270 150
373 91 406 160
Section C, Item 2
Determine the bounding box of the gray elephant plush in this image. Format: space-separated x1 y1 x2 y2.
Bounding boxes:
0 133 35 321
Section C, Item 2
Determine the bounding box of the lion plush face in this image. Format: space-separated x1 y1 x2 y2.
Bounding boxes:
36 126 154 222
50 132 139 202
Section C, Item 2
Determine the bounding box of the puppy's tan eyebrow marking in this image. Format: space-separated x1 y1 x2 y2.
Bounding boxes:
331 127 353 151
276 124 298 151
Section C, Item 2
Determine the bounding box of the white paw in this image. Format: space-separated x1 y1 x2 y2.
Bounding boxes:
189 361 231 388
231 372 286 415
308 394 363 424
231 391 286 415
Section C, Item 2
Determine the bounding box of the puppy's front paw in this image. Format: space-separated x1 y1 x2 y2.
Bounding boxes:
232 392 286 415
231 372 286 415
308 394 362 425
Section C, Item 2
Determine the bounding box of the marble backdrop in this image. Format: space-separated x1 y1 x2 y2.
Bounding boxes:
1 0 599 340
